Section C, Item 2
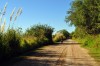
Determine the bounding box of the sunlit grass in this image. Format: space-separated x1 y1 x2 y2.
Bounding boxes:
74 34 100 63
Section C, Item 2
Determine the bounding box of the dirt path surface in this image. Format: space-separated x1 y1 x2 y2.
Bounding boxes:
8 39 98 66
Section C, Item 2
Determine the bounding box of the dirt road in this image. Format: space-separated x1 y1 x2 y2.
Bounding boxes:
8 39 98 66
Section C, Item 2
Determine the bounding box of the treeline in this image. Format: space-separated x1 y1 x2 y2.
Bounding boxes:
66 0 100 61
0 24 53 61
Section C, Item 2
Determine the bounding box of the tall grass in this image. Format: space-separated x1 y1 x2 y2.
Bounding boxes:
0 24 54 61
0 3 54 62
0 28 21 59
74 34 100 62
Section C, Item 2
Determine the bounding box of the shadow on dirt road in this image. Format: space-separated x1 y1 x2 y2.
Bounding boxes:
1 39 99 66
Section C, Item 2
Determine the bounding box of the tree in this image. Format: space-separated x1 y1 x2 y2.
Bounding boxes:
66 0 100 34
57 29 70 39
53 29 70 42
25 24 54 43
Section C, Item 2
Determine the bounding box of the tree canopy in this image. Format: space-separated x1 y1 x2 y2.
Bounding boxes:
66 0 100 34
25 24 54 43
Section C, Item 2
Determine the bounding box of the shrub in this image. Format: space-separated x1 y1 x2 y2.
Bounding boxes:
3 29 21 56
0 24 54 62
25 24 54 44
53 34 66 42
53 30 69 42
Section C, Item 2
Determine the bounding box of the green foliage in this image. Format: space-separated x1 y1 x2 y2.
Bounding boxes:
66 0 100 34
75 35 100 48
65 0 100 62
57 29 70 38
89 47 100 62
75 35 100 62
72 27 88 38
83 36 94 47
0 24 54 61
53 33 66 42
26 24 54 44
4 29 21 54
68 0 100 48
53 29 69 42
0 28 21 59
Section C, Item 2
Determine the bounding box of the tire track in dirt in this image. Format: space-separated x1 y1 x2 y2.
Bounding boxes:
54 45 67 66
44 44 67 66
65 39 99 66
10 44 68 66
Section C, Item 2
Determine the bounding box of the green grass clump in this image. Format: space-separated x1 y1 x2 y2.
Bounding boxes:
0 29 21 59
74 34 100 62
89 48 100 62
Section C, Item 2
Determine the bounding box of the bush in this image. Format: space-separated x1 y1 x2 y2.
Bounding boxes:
53 29 69 42
0 29 21 59
53 34 66 42
0 24 54 62
25 24 54 44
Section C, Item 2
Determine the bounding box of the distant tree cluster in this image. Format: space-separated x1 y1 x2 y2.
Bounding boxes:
53 29 70 42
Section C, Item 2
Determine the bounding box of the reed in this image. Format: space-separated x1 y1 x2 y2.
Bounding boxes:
0 2 54 63
1 18 6 32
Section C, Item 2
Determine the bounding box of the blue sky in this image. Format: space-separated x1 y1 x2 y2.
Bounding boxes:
0 0 75 33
